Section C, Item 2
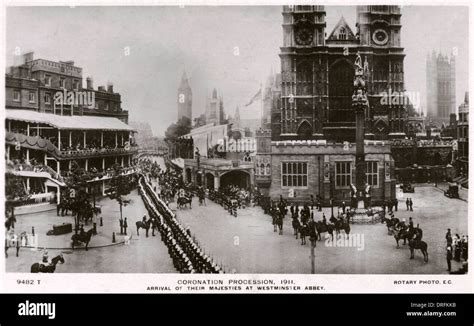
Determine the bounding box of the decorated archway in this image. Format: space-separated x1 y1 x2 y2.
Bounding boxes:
205 172 214 190
220 170 251 189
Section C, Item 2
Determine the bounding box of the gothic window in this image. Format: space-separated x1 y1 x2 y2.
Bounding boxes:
265 164 271 175
297 120 313 139
339 27 347 40
328 60 354 122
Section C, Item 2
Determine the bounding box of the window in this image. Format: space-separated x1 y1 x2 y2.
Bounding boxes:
29 91 35 103
60 78 65 88
13 90 20 102
335 161 351 187
339 27 347 40
45 74 51 86
366 161 378 186
105 102 109 111
73 79 79 91
281 162 308 188
44 92 51 104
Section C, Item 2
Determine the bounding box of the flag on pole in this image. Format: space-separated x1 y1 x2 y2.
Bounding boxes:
244 88 262 107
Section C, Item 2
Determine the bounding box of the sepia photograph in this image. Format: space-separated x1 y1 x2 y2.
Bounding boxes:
2 2 470 282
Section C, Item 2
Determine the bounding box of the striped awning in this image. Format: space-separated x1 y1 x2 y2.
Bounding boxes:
6 109 134 132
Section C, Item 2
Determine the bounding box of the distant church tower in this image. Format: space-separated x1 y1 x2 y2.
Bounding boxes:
426 51 456 125
205 88 225 125
177 70 192 123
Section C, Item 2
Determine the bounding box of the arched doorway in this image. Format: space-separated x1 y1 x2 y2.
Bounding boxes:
220 170 250 189
205 173 214 190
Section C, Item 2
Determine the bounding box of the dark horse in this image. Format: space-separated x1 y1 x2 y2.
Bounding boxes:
292 217 300 239
31 254 65 273
334 218 351 238
409 238 429 262
315 221 334 241
136 218 154 237
394 227 415 248
177 196 192 209
272 213 283 235
71 228 95 251
381 216 400 235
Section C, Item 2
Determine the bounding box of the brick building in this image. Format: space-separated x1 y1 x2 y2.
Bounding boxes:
5 52 137 210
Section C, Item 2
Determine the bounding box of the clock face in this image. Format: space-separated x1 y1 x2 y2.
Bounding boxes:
295 28 313 46
372 29 388 45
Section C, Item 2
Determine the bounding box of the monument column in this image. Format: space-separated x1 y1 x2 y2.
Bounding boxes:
351 53 369 209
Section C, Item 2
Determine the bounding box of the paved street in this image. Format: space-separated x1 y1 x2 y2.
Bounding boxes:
6 189 176 273
6 152 467 274
163 184 467 274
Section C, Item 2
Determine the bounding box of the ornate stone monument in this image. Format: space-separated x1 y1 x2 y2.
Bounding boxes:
350 53 382 223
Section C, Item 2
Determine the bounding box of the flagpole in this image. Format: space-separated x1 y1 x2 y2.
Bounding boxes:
260 83 263 128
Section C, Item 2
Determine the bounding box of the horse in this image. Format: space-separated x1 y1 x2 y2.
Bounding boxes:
394 226 415 248
292 217 300 239
274 213 283 235
177 196 192 209
71 228 95 251
335 218 351 238
315 221 334 241
136 219 152 237
299 222 310 245
31 254 65 273
409 238 429 262
382 216 400 235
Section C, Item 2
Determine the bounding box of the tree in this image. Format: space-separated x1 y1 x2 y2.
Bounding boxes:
164 116 191 143
5 173 30 230
62 161 96 232
106 164 133 220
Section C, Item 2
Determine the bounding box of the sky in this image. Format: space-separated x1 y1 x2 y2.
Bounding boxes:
6 5 469 136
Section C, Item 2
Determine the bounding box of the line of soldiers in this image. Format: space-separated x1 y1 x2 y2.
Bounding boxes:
208 189 239 217
139 176 223 273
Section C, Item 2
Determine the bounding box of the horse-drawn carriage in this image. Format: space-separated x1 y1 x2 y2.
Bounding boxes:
444 183 459 199
47 223 73 236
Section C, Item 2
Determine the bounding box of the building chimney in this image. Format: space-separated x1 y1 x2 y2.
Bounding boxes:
60 60 75 66
86 77 93 90
23 52 34 64
107 82 114 93
98 86 106 92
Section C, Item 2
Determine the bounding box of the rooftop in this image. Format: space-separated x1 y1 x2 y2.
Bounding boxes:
6 109 134 132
